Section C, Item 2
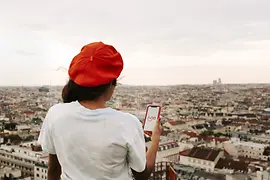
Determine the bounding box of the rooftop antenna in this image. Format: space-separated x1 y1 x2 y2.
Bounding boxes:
54 66 67 72
117 76 125 85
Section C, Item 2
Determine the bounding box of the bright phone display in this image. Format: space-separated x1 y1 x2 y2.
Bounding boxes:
143 105 161 132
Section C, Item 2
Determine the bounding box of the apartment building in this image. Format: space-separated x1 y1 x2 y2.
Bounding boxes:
157 142 180 163
224 138 268 160
250 135 270 143
163 120 187 131
168 164 226 180
0 167 22 179
262 108 270 120
257 170 270 180
34 155 48 180
0 132 7 144
0 144 44 178
179 147 224 172
145 141 180 164
16 125 31 139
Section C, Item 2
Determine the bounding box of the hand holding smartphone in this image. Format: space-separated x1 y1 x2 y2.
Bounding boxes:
143 104 162 136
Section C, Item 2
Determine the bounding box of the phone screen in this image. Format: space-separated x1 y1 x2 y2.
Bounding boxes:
144 106 161 132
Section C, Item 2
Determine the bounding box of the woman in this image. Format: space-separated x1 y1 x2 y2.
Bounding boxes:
38 42 162 180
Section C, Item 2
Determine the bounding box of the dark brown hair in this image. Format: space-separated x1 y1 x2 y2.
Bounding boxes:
62 79 117 103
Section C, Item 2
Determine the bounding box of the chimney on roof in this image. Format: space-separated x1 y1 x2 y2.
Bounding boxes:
31 144 42 152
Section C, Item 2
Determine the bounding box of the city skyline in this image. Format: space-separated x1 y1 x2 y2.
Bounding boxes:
1 0 270 86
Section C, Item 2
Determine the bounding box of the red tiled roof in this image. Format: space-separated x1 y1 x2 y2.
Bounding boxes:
183 131 197 137
238 156 268 163
202 136 229 143
24 111 35 115
168 120 185 126
180 147 222 161
183 131 229 143
179 149 191 156
0 132 9 136
160 141 178 146
215 158 249 172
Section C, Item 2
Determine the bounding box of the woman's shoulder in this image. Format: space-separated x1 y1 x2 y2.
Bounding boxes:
46 102 75 115
111 110 142 127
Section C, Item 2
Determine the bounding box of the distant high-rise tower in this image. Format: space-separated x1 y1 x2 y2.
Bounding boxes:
218 78 222 84
39 86 50 92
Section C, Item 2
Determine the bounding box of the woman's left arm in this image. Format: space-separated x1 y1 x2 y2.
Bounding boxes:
48 154 62 180
38 107 61 179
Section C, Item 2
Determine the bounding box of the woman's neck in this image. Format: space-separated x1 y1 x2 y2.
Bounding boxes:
79 100 107 110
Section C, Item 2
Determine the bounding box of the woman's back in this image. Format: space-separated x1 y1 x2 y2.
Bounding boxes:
38 101 146 180
38 42 160 180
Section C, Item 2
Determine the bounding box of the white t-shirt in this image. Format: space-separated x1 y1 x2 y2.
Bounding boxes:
38 101 146 180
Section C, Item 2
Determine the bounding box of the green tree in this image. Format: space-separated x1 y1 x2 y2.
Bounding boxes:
4 134 22 145
24 135 35 142
215 132 223 137
4 123 17 131
31 117 42 125
200 130 214 136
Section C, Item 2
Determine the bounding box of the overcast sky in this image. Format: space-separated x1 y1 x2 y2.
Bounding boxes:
0 0 270 86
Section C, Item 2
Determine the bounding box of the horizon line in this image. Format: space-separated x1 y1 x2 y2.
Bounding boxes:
1 82 270 88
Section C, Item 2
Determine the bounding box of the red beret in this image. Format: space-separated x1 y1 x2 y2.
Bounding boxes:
68 42 124 87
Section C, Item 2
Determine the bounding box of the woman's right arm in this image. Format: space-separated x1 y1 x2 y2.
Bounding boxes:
131 121 162 180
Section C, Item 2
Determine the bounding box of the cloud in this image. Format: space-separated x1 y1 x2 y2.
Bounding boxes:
0 0 270 85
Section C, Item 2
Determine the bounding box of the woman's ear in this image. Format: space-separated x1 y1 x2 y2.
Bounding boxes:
104 84 116 101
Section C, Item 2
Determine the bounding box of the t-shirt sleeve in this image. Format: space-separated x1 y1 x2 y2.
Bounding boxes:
38 108 56 154
127 115 146 172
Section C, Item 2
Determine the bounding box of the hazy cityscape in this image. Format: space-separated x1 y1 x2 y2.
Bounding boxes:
1 0 270 179
0 80 269 179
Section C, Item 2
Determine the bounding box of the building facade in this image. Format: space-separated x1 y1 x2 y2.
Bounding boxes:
223 138 268 160
0 145 45 178
179 147 224 172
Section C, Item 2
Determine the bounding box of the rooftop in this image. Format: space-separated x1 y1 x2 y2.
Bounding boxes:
0 167 21 177
180 147 222 162
215 158 249 172
264 108 270 112
183 131 229 143
168 120 185 126
228 139 268 149
173 164 226 180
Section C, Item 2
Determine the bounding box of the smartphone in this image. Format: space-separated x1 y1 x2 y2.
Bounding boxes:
143 104 162 136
